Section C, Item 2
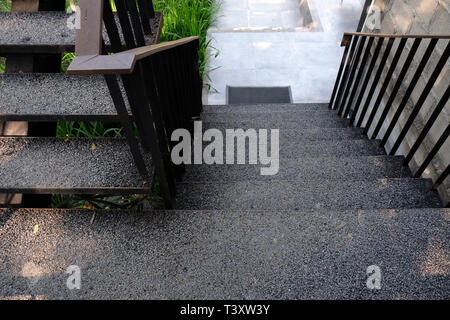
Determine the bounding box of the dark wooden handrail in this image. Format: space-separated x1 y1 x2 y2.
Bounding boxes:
67 36 199 75
343 32 450 39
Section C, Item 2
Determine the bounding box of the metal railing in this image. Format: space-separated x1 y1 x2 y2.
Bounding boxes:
68 0 203 208
330 32 450 191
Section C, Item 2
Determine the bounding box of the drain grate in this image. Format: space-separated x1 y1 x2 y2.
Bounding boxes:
227 86 292 105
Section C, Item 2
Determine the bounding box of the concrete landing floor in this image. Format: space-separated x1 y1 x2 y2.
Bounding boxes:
204 0 365 105
1 208 449 299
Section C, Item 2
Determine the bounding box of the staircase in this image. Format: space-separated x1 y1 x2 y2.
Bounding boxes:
0 1 449 299
176 103 443 211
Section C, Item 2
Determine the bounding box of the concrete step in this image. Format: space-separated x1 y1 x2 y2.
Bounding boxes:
202 114 348 129
199 126 366 141
201 109 341 122
176 178 442 210
3 207 446 299
183 156 412 182
203 103 329 113
0 12 162 54
0 137 152 194
0 73 127 122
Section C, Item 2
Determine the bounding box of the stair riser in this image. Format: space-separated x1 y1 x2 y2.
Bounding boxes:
202 118 348 129
203 103 328 113
201 110 339 122
183 157 411 181
176 179 442 210
187 138 386 159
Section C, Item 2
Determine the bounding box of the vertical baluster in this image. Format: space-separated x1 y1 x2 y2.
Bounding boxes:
147 0 155 18
389 42 450 155
404 85 450 165
369 38 418 139
115 0 137 49
380 39 438 145
139 66 177 197
137 0 152 35
190 39 203 116
104 74 149 179
338 36 367 117
351 37 384 127
126 0 146 46
103 0 123 52
343 36 374 119
334 36 359 114
152 52 186 179
363 37 404 136
413 125 450 178
329 35 351 109
358 37 393 128
433 164 450 190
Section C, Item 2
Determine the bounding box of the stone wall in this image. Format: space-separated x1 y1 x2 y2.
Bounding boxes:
358 0 449 204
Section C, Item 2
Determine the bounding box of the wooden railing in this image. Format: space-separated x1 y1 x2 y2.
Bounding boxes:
68 0 203 208
330 32 449 191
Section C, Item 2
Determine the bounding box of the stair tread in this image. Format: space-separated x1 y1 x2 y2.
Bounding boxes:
0 73 127 121
0 207 448 299
176 178 442 210
184 156 411 181
0 11 162 53
0 137 152 193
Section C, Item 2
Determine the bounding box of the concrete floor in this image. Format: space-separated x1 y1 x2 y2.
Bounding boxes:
204 0 365 105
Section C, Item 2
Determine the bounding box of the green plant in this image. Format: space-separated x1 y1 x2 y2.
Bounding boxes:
154 0 219 82
0 0 11 11
56 121 123 138
52 194 156 210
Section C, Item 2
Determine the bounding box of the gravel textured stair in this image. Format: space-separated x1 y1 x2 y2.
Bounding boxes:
0 12 162 54
203 103 329 113
0 73 128 121
184 156 412 182
0 137 152 194
201 109 339 122
176 179 442 210
1 207 448 299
